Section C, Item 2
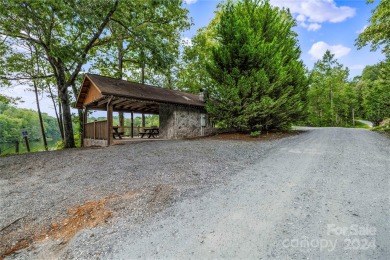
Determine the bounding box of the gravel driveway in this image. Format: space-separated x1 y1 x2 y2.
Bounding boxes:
1 127 389 259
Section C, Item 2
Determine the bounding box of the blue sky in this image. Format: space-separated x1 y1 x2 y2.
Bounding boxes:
4 0 384 117
183 0 384 77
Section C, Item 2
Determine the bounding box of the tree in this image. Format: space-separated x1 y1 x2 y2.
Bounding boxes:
1 0 188 148
89 1 190 87
355 0 390 125
176 11 221 94
307 51 354 127
0 0 124 147
357 61 390 125
206 0 307 131
356 0 390 55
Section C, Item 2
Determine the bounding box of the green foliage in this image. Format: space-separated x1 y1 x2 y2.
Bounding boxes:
89 0 190 88
88 114 159 127
0 0 190 148
176 10 221 93
356 0 390 55
0 102 61 143
206 0 308 132
356 60 390 125
307 51 356 127
372 119 390 136
249 131 261 138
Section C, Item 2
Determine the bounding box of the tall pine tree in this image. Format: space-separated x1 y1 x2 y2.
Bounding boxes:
206 0 307 132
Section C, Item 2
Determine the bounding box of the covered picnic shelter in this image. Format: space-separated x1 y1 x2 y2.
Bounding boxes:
75 74 213 147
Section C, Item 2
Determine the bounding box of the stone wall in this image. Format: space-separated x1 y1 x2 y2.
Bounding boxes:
159 103 213 139
83 138 108 147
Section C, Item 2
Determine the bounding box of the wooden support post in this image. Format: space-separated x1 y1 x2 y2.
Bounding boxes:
107 104 113 146
142 113 145 127
24 136 30 152
131 112 134 138
15 140 19 154
82 107 87 147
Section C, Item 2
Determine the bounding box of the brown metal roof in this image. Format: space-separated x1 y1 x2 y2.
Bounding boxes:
76 74 205 110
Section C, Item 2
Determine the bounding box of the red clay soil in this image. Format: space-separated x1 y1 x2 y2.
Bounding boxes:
1 198 112 258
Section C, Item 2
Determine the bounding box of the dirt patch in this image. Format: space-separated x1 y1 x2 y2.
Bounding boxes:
1 198 112 258
41 199 112 242
208 131 300 142
0 187 174 258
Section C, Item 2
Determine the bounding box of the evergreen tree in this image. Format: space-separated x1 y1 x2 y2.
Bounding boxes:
206 0 307 132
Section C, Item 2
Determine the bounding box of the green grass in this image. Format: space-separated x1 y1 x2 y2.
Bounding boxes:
353 121 371 129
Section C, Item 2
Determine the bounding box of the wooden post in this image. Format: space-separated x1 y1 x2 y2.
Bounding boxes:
15 140 19 154
142 113 145 127
131 112 134 138
24 136 30 152
82 107 87 147
107 103 113 146
352 108 355 127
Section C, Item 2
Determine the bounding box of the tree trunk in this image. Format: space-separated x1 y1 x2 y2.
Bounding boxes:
117 41 124 132
71 82 83 146
48 84 64 140
57 73 75 148
58 97 64 140
33 81 48 151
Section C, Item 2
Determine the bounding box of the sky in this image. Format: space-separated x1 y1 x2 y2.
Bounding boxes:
2 0 384 118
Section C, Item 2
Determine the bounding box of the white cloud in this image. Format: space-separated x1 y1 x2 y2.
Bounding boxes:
306 23 322 32
350 64 365 70
183 0 197 4
270 0 355 31
308 41 351 60
181 37 193 47
299 22 321 31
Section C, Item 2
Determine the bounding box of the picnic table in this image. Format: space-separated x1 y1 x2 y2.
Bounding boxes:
113 126 124 139
139 127 159 138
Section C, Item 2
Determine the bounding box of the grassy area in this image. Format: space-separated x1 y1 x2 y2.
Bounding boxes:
353 121 372 129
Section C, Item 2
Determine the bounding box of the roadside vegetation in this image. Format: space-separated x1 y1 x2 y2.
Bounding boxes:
0 0 389 153
372 119 390 137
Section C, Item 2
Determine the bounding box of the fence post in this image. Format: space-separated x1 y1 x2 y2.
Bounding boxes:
24 136 30 152
15 140 19 154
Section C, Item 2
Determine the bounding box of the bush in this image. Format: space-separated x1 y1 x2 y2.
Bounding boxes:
249 131 261 138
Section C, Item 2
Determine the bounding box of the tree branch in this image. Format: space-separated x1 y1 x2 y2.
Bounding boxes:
66 0 119 88
0 74 54 80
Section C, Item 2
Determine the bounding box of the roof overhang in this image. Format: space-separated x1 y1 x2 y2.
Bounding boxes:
75 74 205 114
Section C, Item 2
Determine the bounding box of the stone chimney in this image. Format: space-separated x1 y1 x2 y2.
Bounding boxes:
199 89 208 102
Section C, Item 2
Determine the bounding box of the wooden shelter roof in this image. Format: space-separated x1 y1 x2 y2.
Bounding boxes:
76 74 205 114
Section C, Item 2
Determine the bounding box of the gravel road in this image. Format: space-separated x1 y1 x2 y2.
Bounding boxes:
1 127 389 259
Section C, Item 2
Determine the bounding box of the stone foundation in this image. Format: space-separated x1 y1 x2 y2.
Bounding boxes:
83 138 108 147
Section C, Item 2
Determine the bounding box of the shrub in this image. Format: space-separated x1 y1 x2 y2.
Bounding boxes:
249 131 261 138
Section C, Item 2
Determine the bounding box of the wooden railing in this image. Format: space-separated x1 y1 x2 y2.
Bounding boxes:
84 120 108 140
